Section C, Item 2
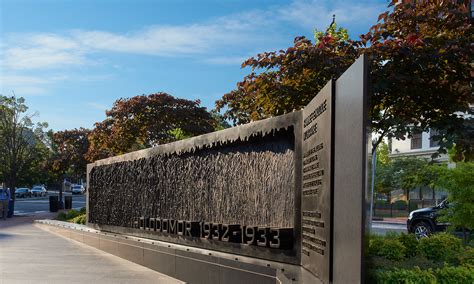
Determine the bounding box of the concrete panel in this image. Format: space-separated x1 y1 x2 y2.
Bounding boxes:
99 234 119 256
143 244 177 278
219 266 276 284
175 250 220 284
116 238 144 266
83 232 100 249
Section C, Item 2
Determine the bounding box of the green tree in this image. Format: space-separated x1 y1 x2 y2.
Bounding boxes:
375 157 439 201
0 96 48 209
376 140 391 167
434 162 474 243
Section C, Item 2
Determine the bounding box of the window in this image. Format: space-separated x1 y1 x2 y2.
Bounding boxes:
411 132 422 149
430 129 440 148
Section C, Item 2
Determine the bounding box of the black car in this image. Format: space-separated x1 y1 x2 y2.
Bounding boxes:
407 199 450 239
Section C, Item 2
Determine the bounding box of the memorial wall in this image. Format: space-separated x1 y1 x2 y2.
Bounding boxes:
87 55 368 284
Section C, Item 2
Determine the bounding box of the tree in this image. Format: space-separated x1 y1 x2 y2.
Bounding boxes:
86 93 217 161
375 156 438 201
362 0 473 160
215 22 357 123
49 128 90 180
0 96 48 208
216 1 473 160
434 162 474 243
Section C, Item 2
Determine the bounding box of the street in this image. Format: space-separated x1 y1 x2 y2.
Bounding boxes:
13 192 86 216
371 221 407 235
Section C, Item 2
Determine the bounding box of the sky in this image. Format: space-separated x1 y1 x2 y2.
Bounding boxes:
0 0 387 131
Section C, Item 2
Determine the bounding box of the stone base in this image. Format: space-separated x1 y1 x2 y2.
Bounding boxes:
35 220 321 284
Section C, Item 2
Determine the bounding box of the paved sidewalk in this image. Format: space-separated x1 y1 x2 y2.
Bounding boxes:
0 215 182 283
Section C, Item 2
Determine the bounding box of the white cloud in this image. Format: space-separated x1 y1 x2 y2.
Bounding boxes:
279 0 386 31
0 73 110 97
87 102 108 111
1 0 385 71
2 10 272 71
202 56 249 65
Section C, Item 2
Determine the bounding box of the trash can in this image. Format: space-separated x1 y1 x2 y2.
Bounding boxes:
49 196 59 212
7 199 14 218
64 196 72 210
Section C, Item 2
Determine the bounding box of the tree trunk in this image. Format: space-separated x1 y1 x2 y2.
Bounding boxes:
6 176 17 216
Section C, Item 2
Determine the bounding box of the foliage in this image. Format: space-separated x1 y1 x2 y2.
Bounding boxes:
362 1 473 159
69 214 86 225
167 128 192 141
375 157 437 195
376 141 391 167
434 162 474 242
216 1 473 160
418 233 463 263
314 18 349 45
367 232 474 283
0 96 49 198
398 232 419 257
369 236 406 261
434 265 474 284
392 200 407 210
374 267 436 284
210 110 231 131
215 22 358 123
57 209 81 221
459 248 474 266
49 128 90 180
86 93 217 161
378 239 406 261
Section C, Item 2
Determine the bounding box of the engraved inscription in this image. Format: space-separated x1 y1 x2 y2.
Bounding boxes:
302 234 327 247
302 226 316 234
302 241 325 255
303 155 318 166
303 100 327 127
303 188 319 196
304 123 318 141
303 162 320 173
302 219 324 228
303 169 324 181
302 211 322 218
303 143 324 158
303 179 322 189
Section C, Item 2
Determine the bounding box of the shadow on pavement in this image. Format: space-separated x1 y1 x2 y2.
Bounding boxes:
0 212 58 231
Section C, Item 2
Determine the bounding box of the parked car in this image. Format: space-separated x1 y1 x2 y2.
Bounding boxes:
407 199 450 239
15 188 32 198
71 184 85 195
31 185 47 197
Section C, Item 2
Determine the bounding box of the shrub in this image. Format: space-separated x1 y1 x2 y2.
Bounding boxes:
57 212 67 221
375 267 436 284
56 209 81 222
409 202 419 211
369 256 443 271
393 200 408 210
65 209 80 220
459 248 474 266
435 265 474 284
69 214 86 225
398 233 419 257
418 233 463 263
380 239 406 261
79 207 86 214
